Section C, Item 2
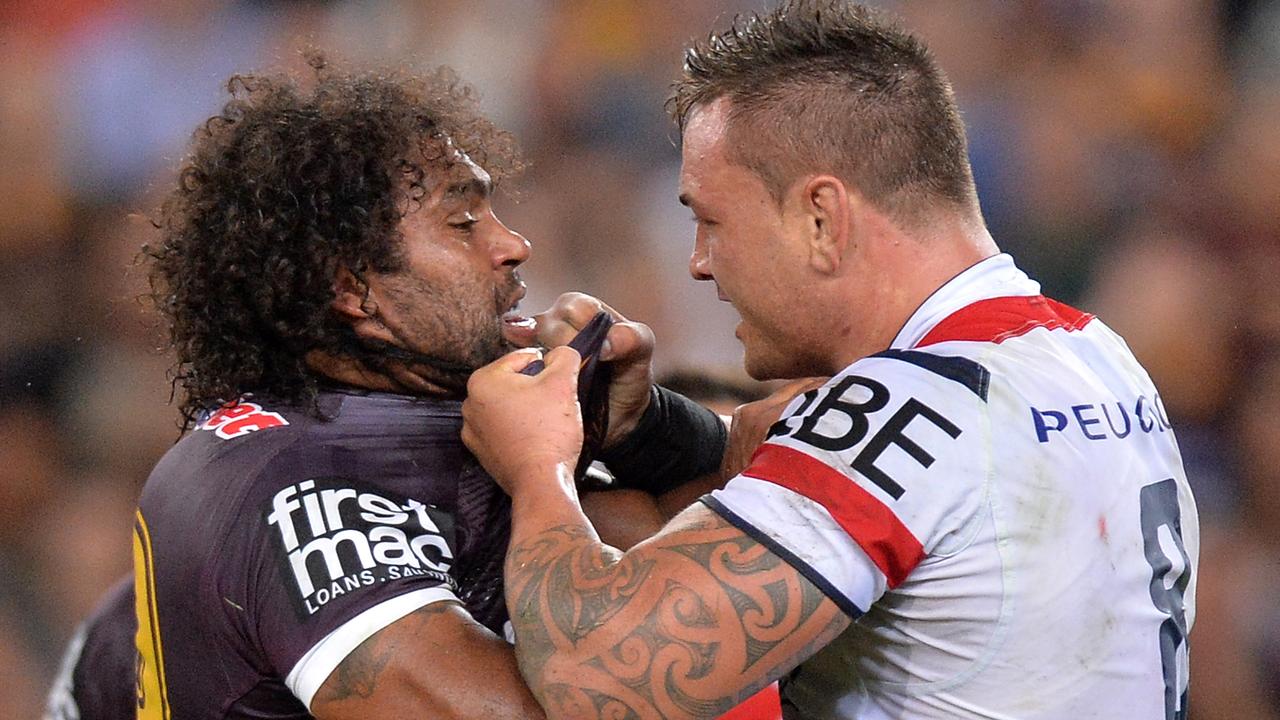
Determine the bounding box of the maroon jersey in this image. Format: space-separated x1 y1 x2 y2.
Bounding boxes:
45 577 136 720
132 389 509 719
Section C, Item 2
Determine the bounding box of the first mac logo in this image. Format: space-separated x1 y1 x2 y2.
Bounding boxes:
266 478 456 616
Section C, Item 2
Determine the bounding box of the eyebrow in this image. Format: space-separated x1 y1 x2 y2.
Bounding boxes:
444 177 492 201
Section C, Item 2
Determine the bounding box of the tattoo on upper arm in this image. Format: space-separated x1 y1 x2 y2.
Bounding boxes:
507 513 849 720
317 634 393 703
313 600 457 704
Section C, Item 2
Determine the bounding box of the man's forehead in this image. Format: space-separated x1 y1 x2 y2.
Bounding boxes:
450 147 492 190
411 134 492 196
678 99 733 205
432 148 493 202
682 98 732 152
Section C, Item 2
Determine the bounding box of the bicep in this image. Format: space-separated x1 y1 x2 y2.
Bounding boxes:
579 489 666 550
512 503 850 720
311 600 544 720
578 473 729 550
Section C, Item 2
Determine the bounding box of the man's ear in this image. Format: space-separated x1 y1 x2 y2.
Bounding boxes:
802 175 850 275
331 266 372 320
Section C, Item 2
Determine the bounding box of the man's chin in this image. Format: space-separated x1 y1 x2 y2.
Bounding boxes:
742 343 821 382
477 333 521 367
742 349 780 382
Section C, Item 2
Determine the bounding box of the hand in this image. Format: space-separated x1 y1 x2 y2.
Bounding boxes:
722 377 828 479
462 346 585 497
534 293 655 447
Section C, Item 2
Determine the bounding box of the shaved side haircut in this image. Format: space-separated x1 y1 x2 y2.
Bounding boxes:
669 0 979 226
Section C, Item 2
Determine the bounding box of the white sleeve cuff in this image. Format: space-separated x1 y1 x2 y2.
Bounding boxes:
286 586 460 710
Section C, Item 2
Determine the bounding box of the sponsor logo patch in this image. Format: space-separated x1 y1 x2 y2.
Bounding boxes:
199 401 288 440
266 478 456 617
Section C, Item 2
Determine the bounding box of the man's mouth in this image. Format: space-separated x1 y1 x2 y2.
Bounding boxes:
499 286 538 347
502 310 536 329
501 313 537 347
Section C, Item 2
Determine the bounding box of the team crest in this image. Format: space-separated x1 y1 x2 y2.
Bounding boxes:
198 401 288 440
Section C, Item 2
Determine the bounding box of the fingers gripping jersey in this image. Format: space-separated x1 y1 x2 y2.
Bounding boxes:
705 255 1198 720
133 390 511 719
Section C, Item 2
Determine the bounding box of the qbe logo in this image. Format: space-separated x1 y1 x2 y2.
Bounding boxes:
266 478 456 616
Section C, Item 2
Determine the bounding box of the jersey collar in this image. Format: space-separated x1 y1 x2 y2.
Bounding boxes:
889 253 1041 350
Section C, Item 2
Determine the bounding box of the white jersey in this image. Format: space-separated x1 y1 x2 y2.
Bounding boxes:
705 254 1198 720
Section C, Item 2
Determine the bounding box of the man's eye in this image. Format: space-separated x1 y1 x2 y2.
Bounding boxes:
449 216 479 232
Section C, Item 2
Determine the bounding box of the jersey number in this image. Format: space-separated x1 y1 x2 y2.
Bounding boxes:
1139 479 1191 720
134 511 172 720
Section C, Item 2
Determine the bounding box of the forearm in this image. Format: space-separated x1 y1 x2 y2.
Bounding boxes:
656 471 730 519
580 489 668 549
503 473 626 714
465 350 842 719
503 498 847 720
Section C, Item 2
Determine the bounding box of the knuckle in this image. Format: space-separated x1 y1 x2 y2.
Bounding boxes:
632 322 656 345
565 293 601 316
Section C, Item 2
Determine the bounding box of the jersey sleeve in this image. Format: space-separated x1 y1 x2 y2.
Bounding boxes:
215 473 464 710
703 350 992 617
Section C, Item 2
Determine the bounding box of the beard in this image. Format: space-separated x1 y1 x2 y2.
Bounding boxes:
354 270 521 395
330 265 524 397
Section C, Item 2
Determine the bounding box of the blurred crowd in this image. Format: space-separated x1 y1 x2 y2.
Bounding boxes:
0 0 1277 716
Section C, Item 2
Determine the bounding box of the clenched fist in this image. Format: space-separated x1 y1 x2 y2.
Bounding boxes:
462 346 585 498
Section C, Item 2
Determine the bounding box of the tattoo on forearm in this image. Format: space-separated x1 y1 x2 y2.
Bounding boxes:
507 514 848 720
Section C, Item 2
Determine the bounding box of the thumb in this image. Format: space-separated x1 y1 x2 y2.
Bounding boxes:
599 321 654 363
468 349 545 392
492 347 545 373
543 345 583 380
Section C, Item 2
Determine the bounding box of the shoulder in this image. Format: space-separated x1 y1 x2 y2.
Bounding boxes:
45 578 135 720
763 348 992 491
138 391 468 616
705 349 997 604
148 391 467 507
733 350 994 552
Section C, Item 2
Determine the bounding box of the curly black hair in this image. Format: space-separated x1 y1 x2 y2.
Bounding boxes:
146 54 522 428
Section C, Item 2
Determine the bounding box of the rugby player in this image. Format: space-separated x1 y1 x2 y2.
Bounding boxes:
79 56 672 720
44 579 134 719
460 2 1200 718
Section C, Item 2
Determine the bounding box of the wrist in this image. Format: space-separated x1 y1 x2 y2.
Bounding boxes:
506 461 579 509
604 383 656 448
603 386 662 454
507 466 593 544
600 385 728 495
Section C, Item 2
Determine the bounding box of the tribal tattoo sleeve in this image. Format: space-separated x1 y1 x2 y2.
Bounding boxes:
504 506 851 720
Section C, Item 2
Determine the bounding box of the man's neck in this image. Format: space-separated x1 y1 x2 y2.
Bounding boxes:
830 214 999 369
305 351 461 398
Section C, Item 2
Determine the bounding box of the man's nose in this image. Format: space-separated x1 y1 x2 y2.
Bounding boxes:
689 241 712 281
493 221 531 268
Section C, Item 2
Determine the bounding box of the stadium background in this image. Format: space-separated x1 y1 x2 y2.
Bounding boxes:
0 0 1277 716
